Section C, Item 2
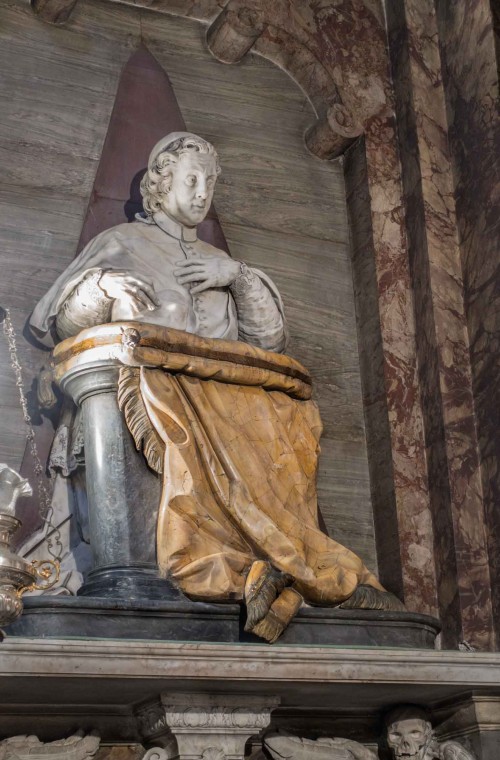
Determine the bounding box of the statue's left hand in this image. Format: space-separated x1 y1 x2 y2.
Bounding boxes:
174 255 242 294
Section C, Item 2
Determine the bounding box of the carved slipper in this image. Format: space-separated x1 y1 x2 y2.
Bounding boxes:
244 560 292 632
251 587 304 644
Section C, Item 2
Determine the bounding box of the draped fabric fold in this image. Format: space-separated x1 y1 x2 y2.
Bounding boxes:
114 328 381 605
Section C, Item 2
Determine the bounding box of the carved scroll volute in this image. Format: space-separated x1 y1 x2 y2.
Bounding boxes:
207 6 265 64
306 103 364 160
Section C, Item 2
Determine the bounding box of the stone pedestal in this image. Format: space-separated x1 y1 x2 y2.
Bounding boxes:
137 694 279 760
58 359 177 601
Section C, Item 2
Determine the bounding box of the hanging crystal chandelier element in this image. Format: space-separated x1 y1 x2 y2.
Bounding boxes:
0 307 61 633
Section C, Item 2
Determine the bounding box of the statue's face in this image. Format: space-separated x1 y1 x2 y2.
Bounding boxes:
161 152 217 227
387 718 432 760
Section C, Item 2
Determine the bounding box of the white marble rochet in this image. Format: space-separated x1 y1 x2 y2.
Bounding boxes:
30 132 286 353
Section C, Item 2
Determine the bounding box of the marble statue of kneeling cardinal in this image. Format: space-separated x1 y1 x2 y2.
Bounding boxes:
30 132 404 642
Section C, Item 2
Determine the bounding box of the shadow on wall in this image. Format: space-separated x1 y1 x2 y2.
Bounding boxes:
125 169 147 222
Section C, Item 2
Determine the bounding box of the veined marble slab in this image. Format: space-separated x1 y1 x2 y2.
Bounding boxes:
0 638 499 708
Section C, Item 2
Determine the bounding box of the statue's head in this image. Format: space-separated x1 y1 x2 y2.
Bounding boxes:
140 132 221 228
385 706 436 760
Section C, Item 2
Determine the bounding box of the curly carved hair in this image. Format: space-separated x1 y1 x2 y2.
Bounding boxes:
140 135 221 215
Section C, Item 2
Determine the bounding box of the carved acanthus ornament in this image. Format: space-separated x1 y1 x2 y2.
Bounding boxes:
162 704 274 731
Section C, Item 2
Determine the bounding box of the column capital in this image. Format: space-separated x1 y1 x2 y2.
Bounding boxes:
138 693 280 760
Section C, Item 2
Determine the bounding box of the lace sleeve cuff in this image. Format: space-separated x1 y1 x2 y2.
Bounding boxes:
56 269 113 340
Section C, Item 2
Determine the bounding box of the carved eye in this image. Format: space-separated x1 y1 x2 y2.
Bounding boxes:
186 175 196 186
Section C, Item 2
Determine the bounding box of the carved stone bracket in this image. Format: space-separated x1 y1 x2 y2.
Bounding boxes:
137 693 279 760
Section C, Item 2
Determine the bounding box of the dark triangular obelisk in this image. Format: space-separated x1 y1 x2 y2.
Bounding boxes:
78 44 229 253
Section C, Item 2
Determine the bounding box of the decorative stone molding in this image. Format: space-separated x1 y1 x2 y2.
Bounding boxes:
138 694 279 760
163 702 276 731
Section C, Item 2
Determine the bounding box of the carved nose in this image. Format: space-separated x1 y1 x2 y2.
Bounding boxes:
196 182 208 199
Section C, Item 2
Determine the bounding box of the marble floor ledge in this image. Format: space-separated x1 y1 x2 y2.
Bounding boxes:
1 638 500 711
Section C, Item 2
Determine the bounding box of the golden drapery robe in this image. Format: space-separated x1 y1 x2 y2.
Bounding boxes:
111 324 381 605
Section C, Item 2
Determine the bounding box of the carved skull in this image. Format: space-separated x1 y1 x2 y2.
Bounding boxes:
386 707 435 760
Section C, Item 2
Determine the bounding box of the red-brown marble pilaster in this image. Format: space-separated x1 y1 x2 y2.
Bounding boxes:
386 0 496 650
435 0 500 647
345 138 404 602
345 119 440 618
345 137 438 614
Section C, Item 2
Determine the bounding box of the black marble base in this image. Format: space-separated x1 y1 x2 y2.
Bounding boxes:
4 596 440 648
77 564 184 601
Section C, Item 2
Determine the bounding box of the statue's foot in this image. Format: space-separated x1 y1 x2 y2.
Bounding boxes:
251 587 303 644
337 584 406 612
244 560 293 633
